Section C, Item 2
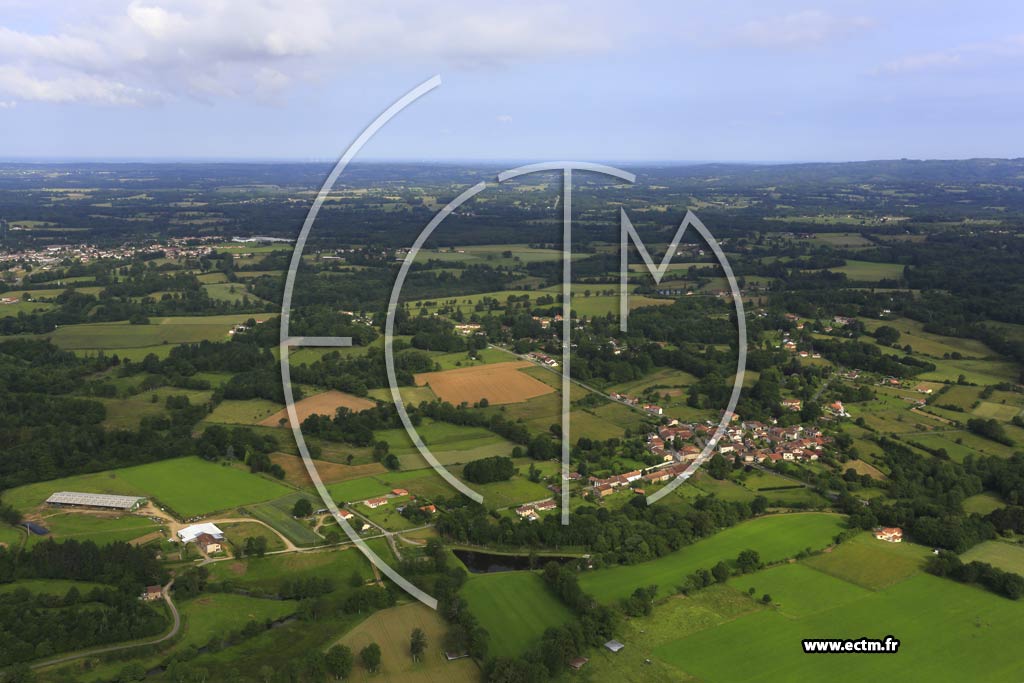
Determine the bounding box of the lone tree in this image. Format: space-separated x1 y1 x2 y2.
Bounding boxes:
325 644 354 680
292 498 313 518
360 643 382 673
736 549 761 573
410 628 427 661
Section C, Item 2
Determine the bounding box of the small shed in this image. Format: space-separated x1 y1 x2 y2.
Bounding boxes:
569 656 589 670
604 639 625 653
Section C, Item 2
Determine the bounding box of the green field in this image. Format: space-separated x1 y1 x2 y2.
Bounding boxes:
204 398 283 425
206 546 373 592
656 573 1024 683
861 317 995 359
827 260 905 282
245 492 323 546
28 512 162 548
44 314 254 349
732 562 871 617
177 593 296 648
579 513 845 602
5 456 292 518
98 388 213 429
804 533 929 590
960 541 1024 575
219 521 287 554
460 571 575 658
962 492 1006 515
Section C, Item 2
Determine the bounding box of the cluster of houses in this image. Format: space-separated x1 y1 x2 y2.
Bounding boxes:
358 489 437 518
643 418 834 471
526 351 559 368
454 322 483 335
531 314 563 330
515 498 558 521
608 392 663 416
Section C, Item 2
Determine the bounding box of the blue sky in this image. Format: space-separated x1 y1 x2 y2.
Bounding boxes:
0 0 1022 161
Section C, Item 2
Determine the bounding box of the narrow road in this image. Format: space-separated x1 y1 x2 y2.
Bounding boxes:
31 579 179 670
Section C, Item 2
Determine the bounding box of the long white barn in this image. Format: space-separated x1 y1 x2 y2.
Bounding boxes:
46 491 146 511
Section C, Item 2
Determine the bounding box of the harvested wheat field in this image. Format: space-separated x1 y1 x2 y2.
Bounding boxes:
260 390 377 427
414 361 554 406
269 453 387 486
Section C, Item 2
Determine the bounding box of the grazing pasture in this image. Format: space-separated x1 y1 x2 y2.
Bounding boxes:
732 563 870 618
45 314 254 349
804 533 928 590
960 541 1024 575
656 574 1024 683
962 492 1006 515
26 512 162 548
206 546 373 592
205 399 283 425
4 456 292 518
579 513 845 602
244 492 323 546
177 593 297 648
460 571 574 659
414 361 555 406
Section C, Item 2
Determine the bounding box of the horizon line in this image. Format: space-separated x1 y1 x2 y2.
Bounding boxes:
0 155 1021 166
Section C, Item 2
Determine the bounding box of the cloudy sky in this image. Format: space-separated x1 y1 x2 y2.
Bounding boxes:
1 0 1022 161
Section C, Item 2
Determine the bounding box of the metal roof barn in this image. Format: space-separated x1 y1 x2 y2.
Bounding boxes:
45 491 147 511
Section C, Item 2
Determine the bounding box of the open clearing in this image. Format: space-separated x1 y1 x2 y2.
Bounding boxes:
460 571 574 659
336 602 480 683
579 513 844 602
414 361 554 405
260 390 377 427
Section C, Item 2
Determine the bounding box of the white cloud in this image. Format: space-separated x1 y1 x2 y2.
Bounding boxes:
732 10 873 50
0 65 153 105
878 51 962 74
877 33 1024 75
0 0 608 106
496 114 513 124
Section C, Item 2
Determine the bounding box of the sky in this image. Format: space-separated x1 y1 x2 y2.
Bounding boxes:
0 0 1022 162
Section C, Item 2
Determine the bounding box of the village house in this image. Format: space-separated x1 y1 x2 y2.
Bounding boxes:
194 533 222 554
364 497 388 509
781 398 803 411
874 527 903 543
141 585 163 602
